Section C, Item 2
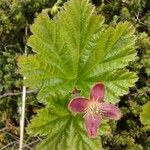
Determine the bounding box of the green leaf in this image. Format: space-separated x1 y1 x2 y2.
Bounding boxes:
140 102 150 126
18 0 137 104
98 120 111 135
27 107 103 150
0 84 3 92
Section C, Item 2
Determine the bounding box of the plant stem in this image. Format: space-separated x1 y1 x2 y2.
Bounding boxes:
19 81 26 150
19 23 28 150
0 90 37 99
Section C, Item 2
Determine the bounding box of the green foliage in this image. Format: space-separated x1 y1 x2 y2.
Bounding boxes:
0 0 149 149
97 0 150 149
140 102 150 126
18 0 137 105
0 0 57 148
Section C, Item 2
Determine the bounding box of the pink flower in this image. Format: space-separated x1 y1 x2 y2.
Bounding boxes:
68 83 122 138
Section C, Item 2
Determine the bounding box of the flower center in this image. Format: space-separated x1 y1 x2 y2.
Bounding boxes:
85 101 102 115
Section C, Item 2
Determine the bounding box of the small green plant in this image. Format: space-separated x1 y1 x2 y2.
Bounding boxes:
18 0 137 149
140 102 150 127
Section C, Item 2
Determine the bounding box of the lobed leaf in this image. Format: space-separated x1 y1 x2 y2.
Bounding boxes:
18 0 137 104
27 107 103 150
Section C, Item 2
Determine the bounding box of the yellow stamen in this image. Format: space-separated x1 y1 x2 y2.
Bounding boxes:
85 100 102 116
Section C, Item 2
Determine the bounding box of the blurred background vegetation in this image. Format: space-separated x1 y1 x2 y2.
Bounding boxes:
0 0 149 149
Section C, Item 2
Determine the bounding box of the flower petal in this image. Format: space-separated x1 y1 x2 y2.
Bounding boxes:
84 113 101 138
101 103 122 120
90 83 105 102
68 97 89 113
